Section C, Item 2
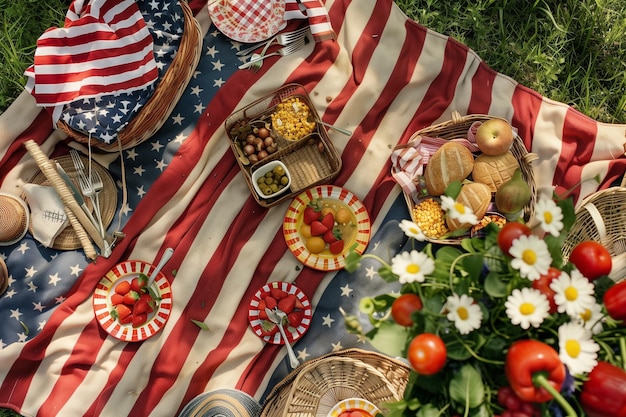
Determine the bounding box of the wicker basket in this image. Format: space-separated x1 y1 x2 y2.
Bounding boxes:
225 84 342 208
561 176 626 282
396 111 538 245
261 349 410 417
57 0 203 152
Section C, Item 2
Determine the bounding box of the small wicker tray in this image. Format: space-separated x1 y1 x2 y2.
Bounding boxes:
260 348 410 417
395 111 538 245
58 0 203 151
225 84 342 208
561 176 626 282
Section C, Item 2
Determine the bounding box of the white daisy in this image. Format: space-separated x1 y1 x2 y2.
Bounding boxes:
534 197 564 237
550 269 596 317
445 293 483 334
399 219 426 241
509 235 552 280
505 287 550 329
576 302 605 335
440 195 478 226
391 250 435 284
558 321 599 375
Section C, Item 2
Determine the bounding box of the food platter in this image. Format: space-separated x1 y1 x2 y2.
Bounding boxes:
93 261 172 342
283 185 371 271
248 281 312 344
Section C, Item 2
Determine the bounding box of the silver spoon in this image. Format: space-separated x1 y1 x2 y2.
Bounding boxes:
147 247 174 288
318 121 352 136
265 307 300 368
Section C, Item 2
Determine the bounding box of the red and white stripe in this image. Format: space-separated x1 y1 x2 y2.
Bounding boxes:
24 0 157 108
1 0 625 416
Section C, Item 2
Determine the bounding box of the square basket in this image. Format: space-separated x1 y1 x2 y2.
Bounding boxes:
393 111 538 245
225 84 342 208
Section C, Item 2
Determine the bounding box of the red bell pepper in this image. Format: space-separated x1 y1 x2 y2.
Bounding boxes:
603 280 626 322
580 361 626 417
505 339 566 403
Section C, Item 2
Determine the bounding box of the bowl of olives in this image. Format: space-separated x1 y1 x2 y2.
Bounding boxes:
251 160 292 199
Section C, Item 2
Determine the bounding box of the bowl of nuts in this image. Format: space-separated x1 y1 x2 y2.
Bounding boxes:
251 160 292 199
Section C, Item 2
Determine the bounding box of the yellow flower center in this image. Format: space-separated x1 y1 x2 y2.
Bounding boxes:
520 302 535 315
454 202 466 214
409 227 420 234
565 339 581 358
406 264 420 274
543 211 553 224
565 286 578 301
457 307 469 320
522 249 537 265
580 309 592 322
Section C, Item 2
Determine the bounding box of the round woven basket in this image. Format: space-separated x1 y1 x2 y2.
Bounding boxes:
561 177 626 282
0 257 8 296
0 192 29 246
57 0 203 152
398 111 538 245
261 349 410 417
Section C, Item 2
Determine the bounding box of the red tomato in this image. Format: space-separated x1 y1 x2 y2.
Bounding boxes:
569 241 612 280
391 293 423 327
531 267 561 313
407 333 447 375
497 222 531 256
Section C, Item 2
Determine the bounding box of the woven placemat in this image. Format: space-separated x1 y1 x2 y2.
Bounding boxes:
28 154 117 250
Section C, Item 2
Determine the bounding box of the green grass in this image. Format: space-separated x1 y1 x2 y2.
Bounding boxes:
1 0 625 122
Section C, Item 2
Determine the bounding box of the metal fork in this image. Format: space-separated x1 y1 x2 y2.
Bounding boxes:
236 26 310 57
238 37 307 71
70 150 105 241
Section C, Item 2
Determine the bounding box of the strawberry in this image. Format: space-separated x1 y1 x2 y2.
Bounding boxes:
130 276 147 293
119 313 134 325
259 320 278 337
287 310 305 327
123 290 141 305
329 239 345 255
111 293 125 306
303 206 320 225
133 297 151 315
132 313 148 328
269 287 288 299
321 212 335 230
278 294 297 314
258 300 268 319
113 304 132 323
323 229 339 244
114 281 131 296
310 220 328 236
294 298 306 310
264 296 278 310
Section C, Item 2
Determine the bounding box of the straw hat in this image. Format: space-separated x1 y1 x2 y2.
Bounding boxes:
178 389 262 417
0 257 8 296
0 192 29 246
208 0 286 43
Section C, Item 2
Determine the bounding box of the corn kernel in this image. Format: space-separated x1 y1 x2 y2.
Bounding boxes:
412 198 449 238
271 97 316 141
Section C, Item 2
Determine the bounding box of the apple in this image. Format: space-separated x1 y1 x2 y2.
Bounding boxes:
474 119 514 156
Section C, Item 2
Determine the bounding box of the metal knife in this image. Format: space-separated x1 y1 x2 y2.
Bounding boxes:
55 161 101 234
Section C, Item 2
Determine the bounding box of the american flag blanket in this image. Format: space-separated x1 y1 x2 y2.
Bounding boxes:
0 0 625 416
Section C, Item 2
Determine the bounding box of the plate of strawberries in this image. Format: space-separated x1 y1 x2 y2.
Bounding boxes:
93 260 172 342
248 281 312 344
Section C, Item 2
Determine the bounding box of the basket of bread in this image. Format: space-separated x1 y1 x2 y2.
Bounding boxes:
391 111 538 244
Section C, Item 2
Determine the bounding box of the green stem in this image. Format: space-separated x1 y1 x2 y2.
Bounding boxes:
620 337 626 371
359 253 391 268
532 374 577 417
452 332 505 365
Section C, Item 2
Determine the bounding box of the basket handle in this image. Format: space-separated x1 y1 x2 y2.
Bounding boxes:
582 202 607 241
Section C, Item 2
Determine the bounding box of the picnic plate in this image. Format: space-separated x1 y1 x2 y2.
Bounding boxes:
248 281 312 344
326 398 381 417
208 0 287 43
283 185 371 271
93 261 172 342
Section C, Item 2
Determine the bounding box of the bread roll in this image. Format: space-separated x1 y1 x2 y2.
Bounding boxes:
446 182 491 231
472 151 519 192
424 142 474 196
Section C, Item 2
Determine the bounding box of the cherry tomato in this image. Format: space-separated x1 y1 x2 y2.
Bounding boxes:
569 241 612 280
497 222 531 256
407 333 447 375
391 293 423 327
531 267 561 313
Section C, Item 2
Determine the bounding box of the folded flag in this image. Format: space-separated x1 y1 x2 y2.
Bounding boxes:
284 0 335 42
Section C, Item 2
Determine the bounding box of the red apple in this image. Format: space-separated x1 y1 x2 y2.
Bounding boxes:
474 119 514 156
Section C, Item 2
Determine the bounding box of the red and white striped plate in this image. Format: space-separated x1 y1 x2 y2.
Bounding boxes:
93 261 172 342
283 186 371 271
208 0 286 43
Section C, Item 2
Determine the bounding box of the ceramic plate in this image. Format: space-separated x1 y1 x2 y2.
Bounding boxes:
283 185 371 271
208 0 286 43
326 398 381 417
93 261 172 342
248 281 312 344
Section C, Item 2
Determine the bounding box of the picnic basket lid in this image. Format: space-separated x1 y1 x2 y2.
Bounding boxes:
58 0 203 151
0 192 29 246
27 154 117 251
260 348 410 417
208 0 286 43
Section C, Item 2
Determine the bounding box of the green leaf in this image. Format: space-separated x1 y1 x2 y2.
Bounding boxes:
379 265 400 283
449 364 485 409
462 254 485 282
444 180 463 199
344 243 363 272
367 320 410 357
416 403 444 417
191 319 210 330
484 271 508 298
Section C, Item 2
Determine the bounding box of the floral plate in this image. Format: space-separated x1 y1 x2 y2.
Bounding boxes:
283 185 371 271
93 260 172 342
